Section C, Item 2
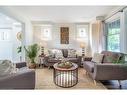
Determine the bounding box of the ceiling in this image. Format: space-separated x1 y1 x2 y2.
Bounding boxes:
1 6 120 23
0 13 16 24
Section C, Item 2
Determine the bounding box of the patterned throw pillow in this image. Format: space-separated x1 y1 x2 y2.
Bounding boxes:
48 49 56 58
68 49 77 58
0 60 18 77
91 53 104 63
55 49 64 59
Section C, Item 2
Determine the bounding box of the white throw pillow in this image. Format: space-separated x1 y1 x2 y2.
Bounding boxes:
0 60 18 77
48 49 56 58
68 49 77 58
92 53 104 63
55 49 63 59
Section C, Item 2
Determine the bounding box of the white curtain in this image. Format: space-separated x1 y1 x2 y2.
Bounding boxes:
91 21 105 55
121 8 127 54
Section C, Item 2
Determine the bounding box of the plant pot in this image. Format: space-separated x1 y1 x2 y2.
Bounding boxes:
28 63 36 69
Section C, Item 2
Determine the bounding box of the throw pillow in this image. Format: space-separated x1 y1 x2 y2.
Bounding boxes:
48 49 56 58
91 53 104 63
0 60 18 77
55 49 64 59
68 49 77 58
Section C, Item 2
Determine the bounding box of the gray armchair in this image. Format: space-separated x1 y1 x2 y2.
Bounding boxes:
0 62 35 89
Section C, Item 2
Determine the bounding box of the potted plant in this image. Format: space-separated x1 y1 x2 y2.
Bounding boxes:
24 44 39 69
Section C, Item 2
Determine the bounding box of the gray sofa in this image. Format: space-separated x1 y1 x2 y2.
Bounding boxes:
0 62 35 89
83 51 127 86
44 49 81 68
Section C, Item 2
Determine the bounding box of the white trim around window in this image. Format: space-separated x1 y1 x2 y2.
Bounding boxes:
41 25 52 41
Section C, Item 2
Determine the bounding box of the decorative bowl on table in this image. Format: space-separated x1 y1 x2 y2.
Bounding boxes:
57 61 73 69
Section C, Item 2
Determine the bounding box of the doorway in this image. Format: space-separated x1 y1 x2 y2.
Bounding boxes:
0 12 23 62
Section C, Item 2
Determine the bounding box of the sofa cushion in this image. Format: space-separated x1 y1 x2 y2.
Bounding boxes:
66 58 78 63
48 58 61 63
68 49 77 58
83 61 94 73
91 53 104 63
101 51 123 63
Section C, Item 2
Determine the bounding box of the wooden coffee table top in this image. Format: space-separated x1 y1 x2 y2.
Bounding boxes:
53 63 78 71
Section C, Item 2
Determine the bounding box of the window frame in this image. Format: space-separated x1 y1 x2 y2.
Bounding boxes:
0 28 11 41
105 18 121 52
76 24 89 41
41 25 52 41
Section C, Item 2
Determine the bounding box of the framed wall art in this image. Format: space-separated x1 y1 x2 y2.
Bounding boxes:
60 27 69 44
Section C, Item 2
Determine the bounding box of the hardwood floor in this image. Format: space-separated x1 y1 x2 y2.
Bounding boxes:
101 80 127 89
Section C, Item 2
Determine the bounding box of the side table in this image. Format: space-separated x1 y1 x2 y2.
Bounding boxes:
38 55 45 68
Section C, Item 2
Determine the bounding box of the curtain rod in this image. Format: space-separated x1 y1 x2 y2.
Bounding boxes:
104 6 127 21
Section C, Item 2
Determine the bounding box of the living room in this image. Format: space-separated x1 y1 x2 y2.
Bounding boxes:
0 5 127 91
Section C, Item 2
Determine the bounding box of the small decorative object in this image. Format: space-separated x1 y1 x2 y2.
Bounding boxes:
58 61 73 69
60 27 69 44
80 42 85 56
24 44 40 69
17 32 22 41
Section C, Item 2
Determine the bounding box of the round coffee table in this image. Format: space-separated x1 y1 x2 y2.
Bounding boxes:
53 63 78 88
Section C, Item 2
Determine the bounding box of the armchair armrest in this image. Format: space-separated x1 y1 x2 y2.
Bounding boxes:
15 62 27 68
84 57 92 61
93 63 127 80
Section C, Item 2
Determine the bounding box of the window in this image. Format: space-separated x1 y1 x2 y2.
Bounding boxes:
78 28 86 38
41 25 52 40
76 25 88 41
43 28 51 38
106 19 120 52
0 29 11 41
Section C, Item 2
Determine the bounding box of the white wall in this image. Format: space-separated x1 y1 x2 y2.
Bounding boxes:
0 7 33 61
12 24 22 62
0 22 22 62
33 22 92 56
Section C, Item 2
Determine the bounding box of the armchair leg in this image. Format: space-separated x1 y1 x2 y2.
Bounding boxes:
118 80 122 88
94 80 97 86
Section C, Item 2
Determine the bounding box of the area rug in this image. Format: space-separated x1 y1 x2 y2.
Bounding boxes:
35 68 107 89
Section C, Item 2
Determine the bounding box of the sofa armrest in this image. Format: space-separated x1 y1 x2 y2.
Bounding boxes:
15 62 27 68
84 57 92 61
77 56 82 66
0 69 35 89
93 63 127 80
43 56 50 62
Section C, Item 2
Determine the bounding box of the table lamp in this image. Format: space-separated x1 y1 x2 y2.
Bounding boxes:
80 43 85 56
39 42 44 56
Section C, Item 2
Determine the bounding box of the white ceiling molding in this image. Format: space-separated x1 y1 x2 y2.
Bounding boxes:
0 6 120 23
105 6 126 20
105 12 122 22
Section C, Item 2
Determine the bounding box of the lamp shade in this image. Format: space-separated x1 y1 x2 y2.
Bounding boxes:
80 43 85 48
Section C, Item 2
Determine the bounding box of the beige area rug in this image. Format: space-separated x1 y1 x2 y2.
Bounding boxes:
35 68 107 89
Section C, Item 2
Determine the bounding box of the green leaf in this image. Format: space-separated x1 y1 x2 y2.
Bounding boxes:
24 44 40 64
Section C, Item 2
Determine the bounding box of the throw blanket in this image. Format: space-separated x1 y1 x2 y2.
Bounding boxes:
0 60 17 77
